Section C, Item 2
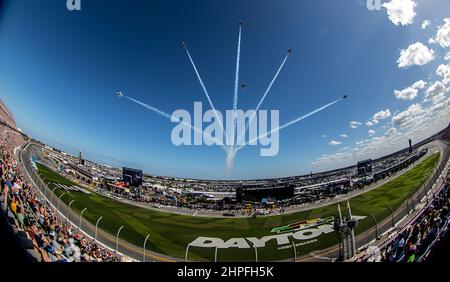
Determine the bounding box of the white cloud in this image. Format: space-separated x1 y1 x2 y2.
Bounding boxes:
321 134 327 138
329 140 341 146
340 134 348 138
350 121 362 129
412 80 427 89
385 127 397 136
394 80 427 101
445 52 450 61
429 38 436 45
425 81 447 104
392 103 423 127
367 109 391 127
373 109 392 120
313 97 450 171
434 18 450 48
397 42 435 68
382 0 417 26
368 129 376 136
436 64 450 85
422 20 430 29
395 88 418 100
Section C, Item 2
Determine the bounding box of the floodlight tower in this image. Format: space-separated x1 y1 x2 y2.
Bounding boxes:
333 201 357 261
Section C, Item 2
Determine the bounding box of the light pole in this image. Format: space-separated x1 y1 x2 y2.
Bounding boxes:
116 226 124 253
254 246 258 262
67 200 75 223
214 246 218 262
386 204 395 228
57 192 66 210
79 208 87 232
95 216 103 242
292 241 297 262
369 214 379 239
143 234 150 262
50 187 57 202
185 244 191 262
407 191 415 209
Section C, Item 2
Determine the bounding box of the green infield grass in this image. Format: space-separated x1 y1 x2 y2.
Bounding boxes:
34 152 439 261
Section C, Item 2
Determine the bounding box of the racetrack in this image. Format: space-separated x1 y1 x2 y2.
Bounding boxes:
23 143 441 262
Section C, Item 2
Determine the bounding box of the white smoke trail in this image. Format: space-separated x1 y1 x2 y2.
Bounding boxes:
232 24 242 150
184 47 228 143
236 97 344 151
236 52 290 146
225 148 236 174
124 95 173 120
122 94 228 153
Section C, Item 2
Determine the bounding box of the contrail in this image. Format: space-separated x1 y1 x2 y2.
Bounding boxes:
183 45 228 144
123 95 173 120
236 51 291 146
121 94 228 153
236 97 344 151
232 23 243 150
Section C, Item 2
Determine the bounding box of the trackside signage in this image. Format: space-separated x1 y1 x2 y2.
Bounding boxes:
190 224 334 249
189 215 366 249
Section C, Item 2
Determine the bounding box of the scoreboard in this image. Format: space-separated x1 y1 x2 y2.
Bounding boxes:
236 185 294 203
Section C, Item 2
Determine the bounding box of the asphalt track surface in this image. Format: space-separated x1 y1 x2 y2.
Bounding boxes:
16 140 449 262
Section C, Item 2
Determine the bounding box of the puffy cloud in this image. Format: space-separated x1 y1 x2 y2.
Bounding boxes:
367 109 391 126
373 109 392 120
394 88 417 101
368 129 376 136
385 127 397 136
428 97 450 113
394 80 427 101
312 98 450 171
350 121 362 129
425 81 447 104
329 140 341 146
397 42 435 68
366 120 378 127
422 20 430 29
340 134 348 138
382 0 417 26
445 52 450 61
412 80 427 89
429 38 436 45
392 103 423 127
434 18 450 48
436 64 450 85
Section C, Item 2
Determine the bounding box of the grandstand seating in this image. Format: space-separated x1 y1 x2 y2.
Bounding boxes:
0 122 121 262
359 176 450 262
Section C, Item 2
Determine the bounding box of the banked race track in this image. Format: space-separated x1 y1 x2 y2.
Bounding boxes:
17 141 447 262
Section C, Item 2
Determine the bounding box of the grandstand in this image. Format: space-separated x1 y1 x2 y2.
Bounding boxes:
1 94 449 262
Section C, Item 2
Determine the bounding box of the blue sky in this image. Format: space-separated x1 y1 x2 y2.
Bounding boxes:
0 0 449 179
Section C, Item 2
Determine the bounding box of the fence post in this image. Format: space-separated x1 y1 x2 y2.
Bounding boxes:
369 214 379 240
386 205 395 228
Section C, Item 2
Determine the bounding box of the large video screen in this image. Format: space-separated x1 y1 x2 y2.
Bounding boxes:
122 167 143 187
237 185 294 203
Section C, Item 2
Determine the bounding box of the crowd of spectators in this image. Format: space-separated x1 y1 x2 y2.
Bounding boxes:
91 149 427 216
0 124 120 262
362 175 449 262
